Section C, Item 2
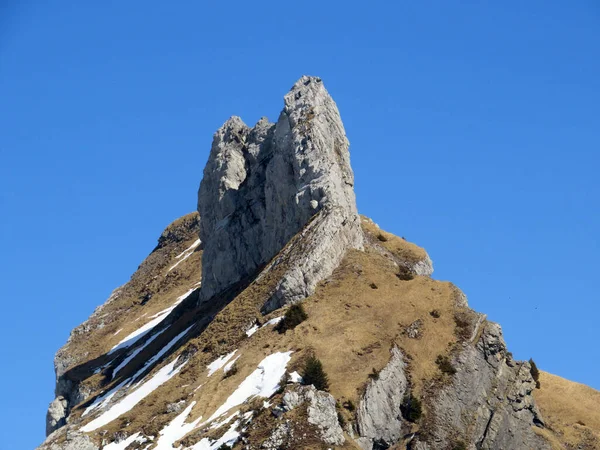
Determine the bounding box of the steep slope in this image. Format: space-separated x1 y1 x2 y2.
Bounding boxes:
39 77 599 450
197 75 363 308
533 372 600 449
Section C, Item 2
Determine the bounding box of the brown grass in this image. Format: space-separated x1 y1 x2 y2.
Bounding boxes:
60 212 203 383
64 213 600 450
360 216 428 264
534 371 600 449
78 236 463 448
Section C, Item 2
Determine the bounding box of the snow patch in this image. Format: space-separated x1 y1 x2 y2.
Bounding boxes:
154 402 203 450
245 316 281 337
131 325 194 385
109 314 169 355
103 432 146 450
210 411 239 429
82 378 130 417
169 239 201 272
84 325 193 420
176 239 201 259
190 421 241 450
109 283 199 355
263 316 283 327
245 324 259 337
204 351 292 424
206 350 238 377
289 371 303 383
112 329 165 379
81 357 185 432
223 355 240 374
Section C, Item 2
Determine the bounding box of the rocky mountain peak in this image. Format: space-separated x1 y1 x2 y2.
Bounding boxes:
197 75 363 306
37 77 600 450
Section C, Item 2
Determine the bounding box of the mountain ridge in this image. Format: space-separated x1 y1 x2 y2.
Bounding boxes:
38 77 599 450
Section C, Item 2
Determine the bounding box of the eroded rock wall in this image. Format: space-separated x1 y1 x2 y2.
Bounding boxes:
197 76 363 304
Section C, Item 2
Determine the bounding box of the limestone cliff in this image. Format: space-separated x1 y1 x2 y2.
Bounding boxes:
197 76 363 309
38 77 599 450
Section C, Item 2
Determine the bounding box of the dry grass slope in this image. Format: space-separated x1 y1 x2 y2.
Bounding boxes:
49 213 600 450
534 371 600 449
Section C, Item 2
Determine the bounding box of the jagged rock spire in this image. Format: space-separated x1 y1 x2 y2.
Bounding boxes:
197 76 363 304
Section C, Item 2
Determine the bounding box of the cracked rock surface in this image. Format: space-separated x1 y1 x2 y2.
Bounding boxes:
197 76 363 305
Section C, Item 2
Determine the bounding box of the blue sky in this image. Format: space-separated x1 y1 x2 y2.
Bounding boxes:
1 1 599 448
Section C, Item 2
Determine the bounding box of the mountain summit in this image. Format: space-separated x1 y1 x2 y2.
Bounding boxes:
198 76 363 308
39 77 599 450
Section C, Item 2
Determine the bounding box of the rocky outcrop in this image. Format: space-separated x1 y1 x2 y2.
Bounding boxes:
197 76 363 305
281 385 345 446
361 216 433 277
42 431 98 450
356 347 408 450
46 396 68 436
413 321 549 450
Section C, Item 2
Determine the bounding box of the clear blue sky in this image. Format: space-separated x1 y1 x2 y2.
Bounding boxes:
1 2 599 448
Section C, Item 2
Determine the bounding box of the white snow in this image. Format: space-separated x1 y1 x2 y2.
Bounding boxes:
103 432 146 450
206 350 238 377
113 328 123 336
82 378 130 417
190 421 241 450
168 239 201 272
82 357 186 432
111 329 165 379
263 316 283 327
84 325 192 420
108 314 169 355
147 284 198 320
289 371 303 383
245 324 259 337
204 351 292 424
245 317 281 337
109 284 199 355
154 402 203 450
176 239 201 259
223 355 240 373
209 411 239 429
131 325 194 385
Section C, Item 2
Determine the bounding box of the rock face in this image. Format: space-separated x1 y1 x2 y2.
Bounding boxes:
412 321 549 450
197 76 363 306
45 432 98 450
356 347 408 450
46 396 68 436
282 385 345 446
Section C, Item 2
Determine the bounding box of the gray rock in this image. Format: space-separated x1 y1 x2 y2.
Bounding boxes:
54 288 122 379
38 430 98 450
404 319 423 339
411 254 434 276
261 204 363 312
260 421 294 449
282 385 345 445
197 76 363 306
166 399 187 414
412 321 549 450
46 396 68 436
356 347 408 450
